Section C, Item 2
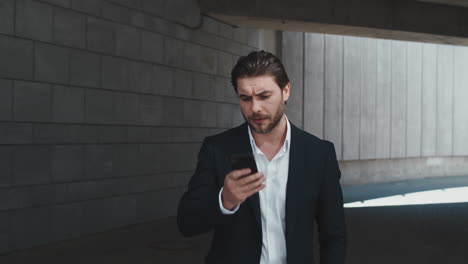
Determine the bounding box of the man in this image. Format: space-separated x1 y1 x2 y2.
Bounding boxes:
177 50 346 264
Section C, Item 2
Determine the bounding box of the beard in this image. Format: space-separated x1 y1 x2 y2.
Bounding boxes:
243 99 285 134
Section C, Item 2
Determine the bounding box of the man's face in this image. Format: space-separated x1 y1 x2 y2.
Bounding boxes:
236 75 290 134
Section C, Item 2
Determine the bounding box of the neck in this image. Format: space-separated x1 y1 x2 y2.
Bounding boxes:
251 115 287 148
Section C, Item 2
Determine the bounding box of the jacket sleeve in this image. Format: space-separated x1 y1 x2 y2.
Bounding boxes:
177 137 222 237
316 142 347 264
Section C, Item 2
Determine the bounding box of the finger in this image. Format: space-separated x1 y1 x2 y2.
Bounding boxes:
228 168 252 180
238 172 264 186
241 174 265 191
244 182 266 197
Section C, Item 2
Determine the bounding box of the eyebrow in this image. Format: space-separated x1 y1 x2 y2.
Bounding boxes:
239 90 272 97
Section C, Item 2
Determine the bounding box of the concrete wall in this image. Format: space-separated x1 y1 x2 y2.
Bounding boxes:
282 32 468 185
0 0 270 253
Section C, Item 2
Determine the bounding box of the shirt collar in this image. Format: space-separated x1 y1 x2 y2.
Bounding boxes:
248 115 291 155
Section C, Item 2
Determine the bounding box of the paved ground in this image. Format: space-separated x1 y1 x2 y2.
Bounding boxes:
1 176 468 264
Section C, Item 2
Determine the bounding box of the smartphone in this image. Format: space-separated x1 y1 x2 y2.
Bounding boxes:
231 153 258 174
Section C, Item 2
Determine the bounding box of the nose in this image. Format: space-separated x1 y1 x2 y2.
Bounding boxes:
251 98 262 113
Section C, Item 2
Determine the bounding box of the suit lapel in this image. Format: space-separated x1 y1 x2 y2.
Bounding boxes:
285 123 305 244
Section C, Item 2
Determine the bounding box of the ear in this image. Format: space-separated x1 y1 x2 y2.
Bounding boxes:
282 82 291 102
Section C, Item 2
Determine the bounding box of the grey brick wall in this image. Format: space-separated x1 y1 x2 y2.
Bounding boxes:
0 0 260 253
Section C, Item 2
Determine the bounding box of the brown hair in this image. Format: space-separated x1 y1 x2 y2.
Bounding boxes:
231 50 290 93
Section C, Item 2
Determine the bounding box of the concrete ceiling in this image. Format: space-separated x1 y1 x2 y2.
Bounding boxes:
200 0 468 45
419 0 468 8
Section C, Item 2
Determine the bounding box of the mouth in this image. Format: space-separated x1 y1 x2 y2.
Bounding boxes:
252 118 267 124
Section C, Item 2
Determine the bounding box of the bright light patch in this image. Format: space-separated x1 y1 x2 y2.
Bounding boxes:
344 186 468 208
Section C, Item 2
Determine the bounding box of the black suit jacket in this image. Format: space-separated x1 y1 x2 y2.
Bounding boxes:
177 122 346 264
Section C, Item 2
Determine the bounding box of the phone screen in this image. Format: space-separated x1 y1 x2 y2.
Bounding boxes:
231 153 258 174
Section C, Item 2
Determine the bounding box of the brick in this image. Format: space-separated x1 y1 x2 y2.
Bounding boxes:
22 185 57 207
81 198 113 234
219 22 234 40
202 102 218 127
108 0 139 8
94 178 119 197
66 181 97 201
110 196 136 227
129 10 144 27
0 35 34 79
97 126 127 143
102 56 129 91
53 7 86 48
52 85 85 123
71 0 102 16
129 61 152 93
87 17 115 53
101 1 130 23
138 144 158 174
164 37 185 67
85 89 114 124
202 17 219 35
127 126 152 143
0 78 12 120
63 125 98 144
35 43 69 83
41 0 71 7
70 50 100 87
112 144 139 177
192 73 211 100
162 97 184 126
174 70 192 98
0 211 9 253
0 124 32 144
85 145 113 179
51 145 84 182
151 127 172 142
212 76 227 101
233 27 249 44
32 123 67 144
151 65 173 96
217 103 233 128
224 78 238 103
113 92 138 124
192 30 221 48
141 0 165 17
184 100 217 127
0 0 14 34
153 16 173 35
183 42 202 71
136 192 158 221
16 0 53 41
176 0 200 29
14 81 52 122
13 146 50 186
139 95 163 126
200 47 218 74
0 146 12 187
51 203 83 241
218 51 233 77
9 207 52 249
183 100 200 127
173 24 193 41
247 28 260 47
1 188 19 210
116 25 141 58
141 31 164 63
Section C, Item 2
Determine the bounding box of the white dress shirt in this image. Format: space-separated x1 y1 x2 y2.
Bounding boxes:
219 116 291 264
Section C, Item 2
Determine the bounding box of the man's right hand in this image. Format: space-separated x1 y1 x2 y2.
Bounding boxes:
221 168 265 210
